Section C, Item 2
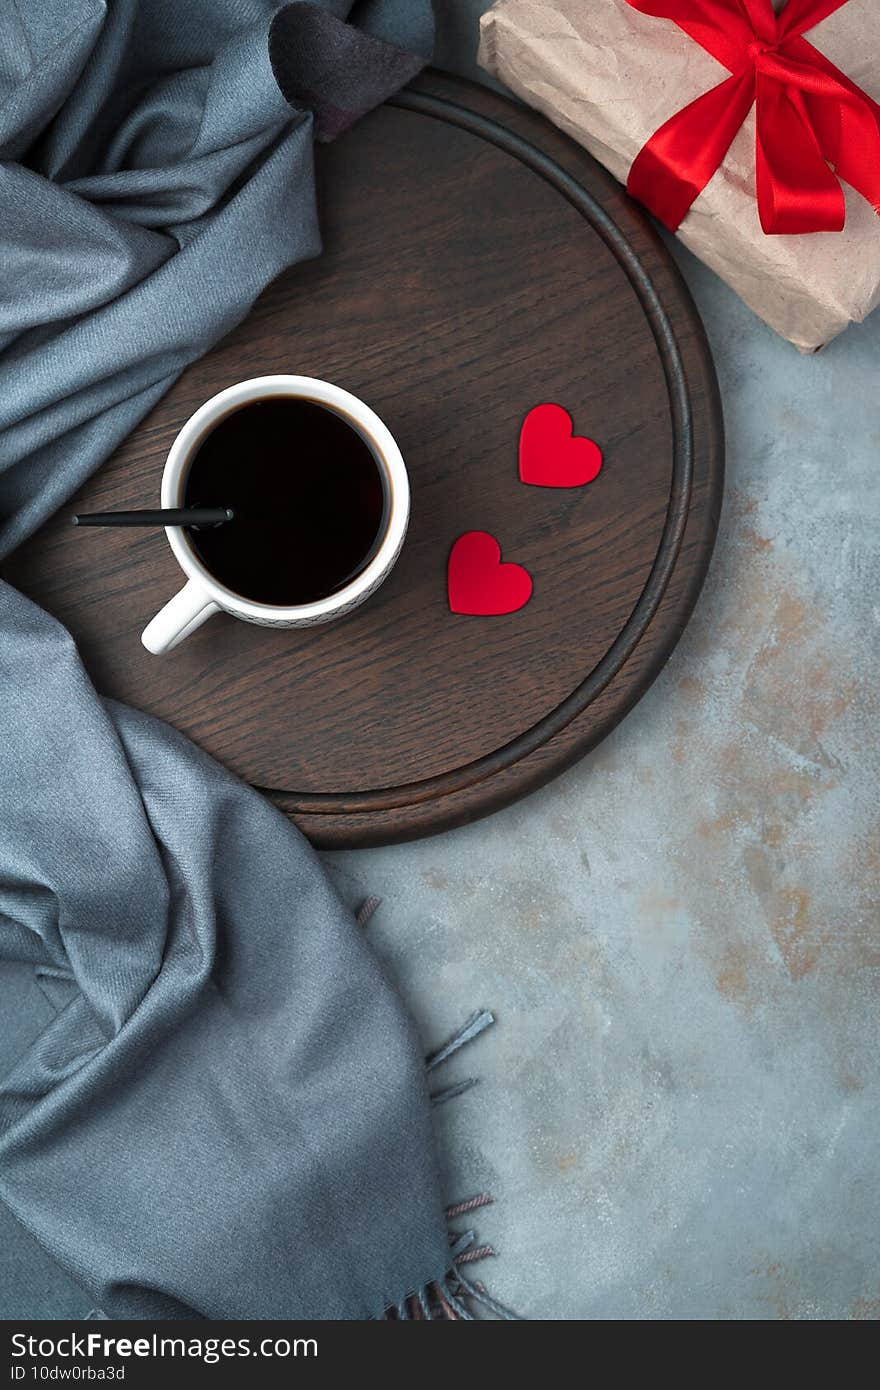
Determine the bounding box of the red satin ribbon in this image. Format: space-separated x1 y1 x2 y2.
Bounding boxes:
624 0 880 233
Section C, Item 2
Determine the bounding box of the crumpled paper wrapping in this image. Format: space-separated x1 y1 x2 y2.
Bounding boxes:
478 0 880 351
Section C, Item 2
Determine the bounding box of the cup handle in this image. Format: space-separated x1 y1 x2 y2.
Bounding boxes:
141 578 220 655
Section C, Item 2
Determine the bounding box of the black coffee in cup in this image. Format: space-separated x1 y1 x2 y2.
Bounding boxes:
182 396 388 606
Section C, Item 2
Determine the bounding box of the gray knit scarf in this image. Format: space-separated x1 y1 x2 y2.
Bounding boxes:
0 0 509 1321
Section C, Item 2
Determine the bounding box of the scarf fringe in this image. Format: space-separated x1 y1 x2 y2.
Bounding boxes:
357 906 519 1321
381 1220 520 1320
383 1013 520 1319
427 1009 494 1105
357 897 494 1105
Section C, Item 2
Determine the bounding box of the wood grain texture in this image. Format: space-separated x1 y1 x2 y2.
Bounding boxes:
3 72 723 847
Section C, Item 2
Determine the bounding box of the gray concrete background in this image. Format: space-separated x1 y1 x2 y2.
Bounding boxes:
326 0 880 1320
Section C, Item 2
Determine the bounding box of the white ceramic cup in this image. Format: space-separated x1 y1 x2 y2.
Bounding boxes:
141 375 409 655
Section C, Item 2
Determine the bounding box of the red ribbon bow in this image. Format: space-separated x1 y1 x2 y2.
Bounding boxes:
624 0 880 234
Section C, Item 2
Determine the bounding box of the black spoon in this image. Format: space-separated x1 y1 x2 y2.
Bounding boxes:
72 507 234 529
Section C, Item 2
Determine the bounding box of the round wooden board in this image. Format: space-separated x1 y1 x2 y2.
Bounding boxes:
5 73 723 848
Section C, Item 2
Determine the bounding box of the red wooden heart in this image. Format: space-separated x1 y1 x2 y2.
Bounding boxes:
448 531 533 616
519 403 603 487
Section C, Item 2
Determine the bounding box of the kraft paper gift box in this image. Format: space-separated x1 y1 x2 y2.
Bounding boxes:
478 0 880 351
